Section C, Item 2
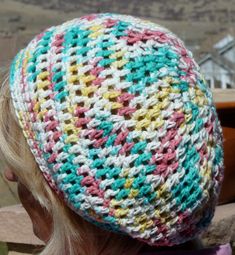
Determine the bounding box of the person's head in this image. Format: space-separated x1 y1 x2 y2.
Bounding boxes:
0 13 224 255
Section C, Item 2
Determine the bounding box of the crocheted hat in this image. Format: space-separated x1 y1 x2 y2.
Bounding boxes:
9 13 224 246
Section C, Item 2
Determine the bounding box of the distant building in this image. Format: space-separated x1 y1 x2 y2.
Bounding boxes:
198 35 235 89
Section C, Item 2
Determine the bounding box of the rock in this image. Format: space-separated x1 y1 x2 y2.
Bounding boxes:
201 203 235 246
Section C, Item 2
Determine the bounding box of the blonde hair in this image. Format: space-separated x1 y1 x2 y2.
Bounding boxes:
0 74 144 255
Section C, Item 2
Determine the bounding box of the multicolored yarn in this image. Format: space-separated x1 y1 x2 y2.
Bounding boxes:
9 13 224 246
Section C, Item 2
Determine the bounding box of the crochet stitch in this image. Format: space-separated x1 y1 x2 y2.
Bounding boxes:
9 13 224 246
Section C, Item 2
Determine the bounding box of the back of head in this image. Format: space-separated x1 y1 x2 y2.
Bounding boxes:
0 13 224 255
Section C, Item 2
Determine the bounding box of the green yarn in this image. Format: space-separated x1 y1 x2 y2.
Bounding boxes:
214 145 223 165
91 158 106 169
97 121 113 137
52 71 66 83
134 152 152 166
116 188 130 200
55 90 69 101
111 178 126 190
111 20 129 37
106 134 117 146
130 141 147 154
98 58 116 67
54 80 67 91
107 167 121 179
132 175 146 189
96 49 115 58
95 168 109 179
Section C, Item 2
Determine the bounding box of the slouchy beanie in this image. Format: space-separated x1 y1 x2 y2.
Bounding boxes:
9 13 224 246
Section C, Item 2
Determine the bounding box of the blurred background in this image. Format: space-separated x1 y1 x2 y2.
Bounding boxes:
1 0 235 89
0 0 235 254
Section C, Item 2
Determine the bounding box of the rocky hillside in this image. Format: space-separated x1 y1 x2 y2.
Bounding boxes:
12 0 235 23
